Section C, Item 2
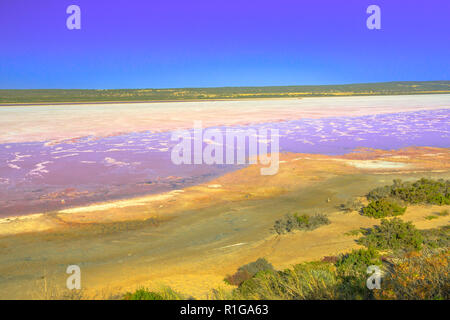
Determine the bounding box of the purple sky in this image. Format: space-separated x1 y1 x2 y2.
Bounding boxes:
0 0 449 88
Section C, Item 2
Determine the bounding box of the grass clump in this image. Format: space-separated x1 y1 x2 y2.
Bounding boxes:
273 213 330 234
361 198 406 219
425 215 438 220
358 218 423 251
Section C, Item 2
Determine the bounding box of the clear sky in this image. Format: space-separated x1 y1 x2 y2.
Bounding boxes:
0 0 449 89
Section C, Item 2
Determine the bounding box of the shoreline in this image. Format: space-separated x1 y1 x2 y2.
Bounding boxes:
1 146 448 235
1 91 450 107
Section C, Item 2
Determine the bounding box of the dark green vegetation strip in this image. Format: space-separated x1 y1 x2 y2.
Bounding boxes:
360 178 450 219
367 178 450 205
1 81 449 104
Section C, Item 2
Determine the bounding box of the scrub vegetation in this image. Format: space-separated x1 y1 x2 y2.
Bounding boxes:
366 178 450 205
273 213 330 234
1 81 449 104
123 207 449 300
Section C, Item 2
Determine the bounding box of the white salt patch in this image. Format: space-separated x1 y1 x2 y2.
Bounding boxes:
346 160 409 169
28 161 53 177
7 163 20 170
103 157 129 167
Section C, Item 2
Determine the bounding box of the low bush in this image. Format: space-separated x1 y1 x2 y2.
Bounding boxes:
274 213 330 234
334 248 381 299
358 218 423 251
224 258 274 286
375 250 449 300
421 225 450 249
335 248 381 275
234 260 376 300
367 178 450 205
124 289 164 300
273 214 299 234
123 286 186 300
234 262 341 300
306 213 331 229
339 199 363 213
361 198 406 219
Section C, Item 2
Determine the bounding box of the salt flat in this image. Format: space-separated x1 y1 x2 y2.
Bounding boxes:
0 94 448 144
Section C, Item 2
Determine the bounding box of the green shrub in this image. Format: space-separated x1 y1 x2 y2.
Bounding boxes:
273 214 299 234
225 258 274 286
273 213 330 234
234 262 341 300
308 213 331 229
234 260 373 300
295 214 310 228
358 218 423 251
123 286 186 300
334 248 381 300
375 250 449 300
421 225 450 249
339 199 363 213
335 248 381 275
367 185 392 201
361 198 406 219
367 178 450 205
124 289 165 300
238 258 274 276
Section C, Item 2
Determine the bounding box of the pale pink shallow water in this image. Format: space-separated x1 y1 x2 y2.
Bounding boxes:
0 95 449 217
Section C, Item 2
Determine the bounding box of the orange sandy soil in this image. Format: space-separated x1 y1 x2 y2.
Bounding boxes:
0 146 449 299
